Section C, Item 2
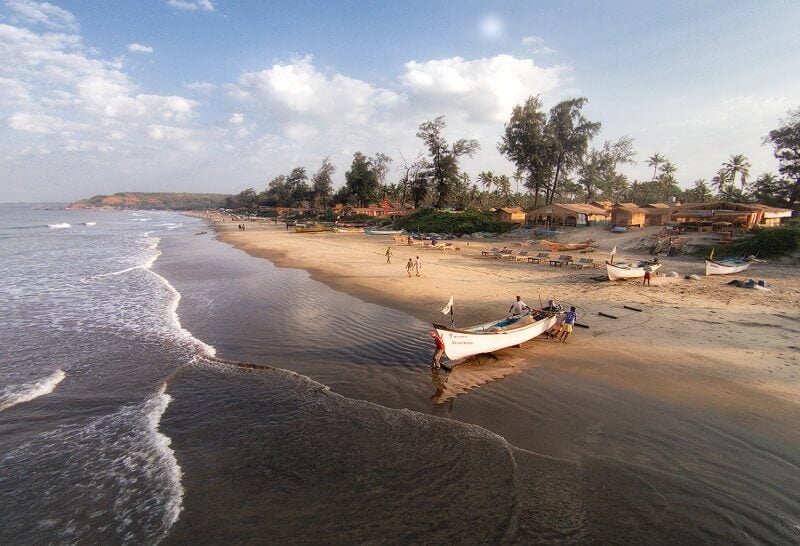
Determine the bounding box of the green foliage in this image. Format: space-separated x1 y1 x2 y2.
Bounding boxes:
395 208 512 235
765 108 800 207
727 221 800 258
417 116 479 208
345 152 380 207
72 192 230 210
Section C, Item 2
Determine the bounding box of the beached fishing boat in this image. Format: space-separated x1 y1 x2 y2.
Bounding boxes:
295 224 335 233
539 239 595 251
364 228 404 235
606 260 662 281
705 258 751 276
432 311 558 361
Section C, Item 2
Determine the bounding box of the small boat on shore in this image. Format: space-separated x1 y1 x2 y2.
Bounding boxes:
606 260 662 281
540 239 595 251
364 228 404 235
432 310 558 361
705 258 751 276
295 223 335 233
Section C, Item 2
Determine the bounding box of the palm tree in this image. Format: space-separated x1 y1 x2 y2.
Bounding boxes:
688 179 712 202
477 171 495 192
646 153 665 181
657 161 678 201
723 154 751 189
711 168 731 195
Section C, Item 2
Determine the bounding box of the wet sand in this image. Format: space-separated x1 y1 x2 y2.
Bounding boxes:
203 216 800 440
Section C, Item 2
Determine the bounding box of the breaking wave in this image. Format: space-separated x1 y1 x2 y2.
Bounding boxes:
0 370 66 412
48 223 71 229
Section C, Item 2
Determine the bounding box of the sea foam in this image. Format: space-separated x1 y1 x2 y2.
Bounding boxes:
0 369 66 411
48 223 71 229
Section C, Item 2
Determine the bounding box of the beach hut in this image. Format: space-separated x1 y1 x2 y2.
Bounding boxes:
610 203 646 228
496 206 527 224
527 203 609 227
642 203 677 226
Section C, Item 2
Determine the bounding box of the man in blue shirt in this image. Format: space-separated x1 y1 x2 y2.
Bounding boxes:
559 306 578 343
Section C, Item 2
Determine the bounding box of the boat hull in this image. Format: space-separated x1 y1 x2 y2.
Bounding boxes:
364 228 403 235
705 259 751 276
606 261 662 281
433 313 558 361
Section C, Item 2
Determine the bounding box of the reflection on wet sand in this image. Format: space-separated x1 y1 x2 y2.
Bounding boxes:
430 352 534 406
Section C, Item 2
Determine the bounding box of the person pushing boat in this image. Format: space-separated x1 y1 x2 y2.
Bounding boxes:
508 295 530 317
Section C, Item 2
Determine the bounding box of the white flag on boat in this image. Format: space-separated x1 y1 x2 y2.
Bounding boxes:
610 246 617 256
441 295 454 315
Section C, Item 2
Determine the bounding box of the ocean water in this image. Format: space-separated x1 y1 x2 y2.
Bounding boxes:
1 204 799 543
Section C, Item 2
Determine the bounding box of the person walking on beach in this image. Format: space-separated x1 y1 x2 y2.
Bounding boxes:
414 256 422 277
508 295 529 317
385 246 393 264
643 263 652 286
406 258 415 278
559 306 578 343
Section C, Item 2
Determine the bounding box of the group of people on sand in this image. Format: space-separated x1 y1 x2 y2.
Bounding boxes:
386 246 423 277
237 223 246 231
430 296 579 368
508 296 577 343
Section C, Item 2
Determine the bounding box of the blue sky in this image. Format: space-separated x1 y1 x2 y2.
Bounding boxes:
1 0 798 202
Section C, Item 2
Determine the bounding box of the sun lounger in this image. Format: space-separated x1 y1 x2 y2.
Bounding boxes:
481 247 500 257
550 254 574 267
529 252 550 264
571 257 597 269
499 249 515 259
515 251 531 262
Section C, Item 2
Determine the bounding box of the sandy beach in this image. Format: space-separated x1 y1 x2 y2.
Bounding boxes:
203 215 800 439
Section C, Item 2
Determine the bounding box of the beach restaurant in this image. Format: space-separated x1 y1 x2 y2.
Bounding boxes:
673 202 793 229
527 203 609 226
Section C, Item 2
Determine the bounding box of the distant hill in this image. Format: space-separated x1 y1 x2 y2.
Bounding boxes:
69 192 231 211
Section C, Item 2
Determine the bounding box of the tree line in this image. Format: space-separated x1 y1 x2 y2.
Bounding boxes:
226 101 800 212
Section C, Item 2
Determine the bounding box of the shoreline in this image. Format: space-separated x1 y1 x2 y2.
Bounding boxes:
197 214 800 441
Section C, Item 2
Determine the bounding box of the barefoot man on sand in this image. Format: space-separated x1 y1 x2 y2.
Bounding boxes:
414 255 422 277
406 258 415 278
385 246 392 264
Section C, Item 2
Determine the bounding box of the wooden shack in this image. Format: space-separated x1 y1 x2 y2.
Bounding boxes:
673 202 793 229
610 203 647 227
527 203 609 227
642 203 677 226
496 206 527 224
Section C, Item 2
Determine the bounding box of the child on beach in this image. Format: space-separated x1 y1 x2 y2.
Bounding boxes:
559 306 578 343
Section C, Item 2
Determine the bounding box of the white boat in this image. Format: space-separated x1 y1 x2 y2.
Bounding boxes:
606 260 662 281
364 228 404 235
432 311 558 361
705 258 751 276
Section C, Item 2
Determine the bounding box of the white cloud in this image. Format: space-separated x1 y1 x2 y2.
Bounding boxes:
479 15 504 40
148 124 193 140
521 35 557 55
229 112 244 124
6 110 85 134
284 122 318 141
166 0 214 12
0 76 31 105
401 55 568 122
127 43 153 54
184 81 216 92
236 55 402 124
5 0 78 31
